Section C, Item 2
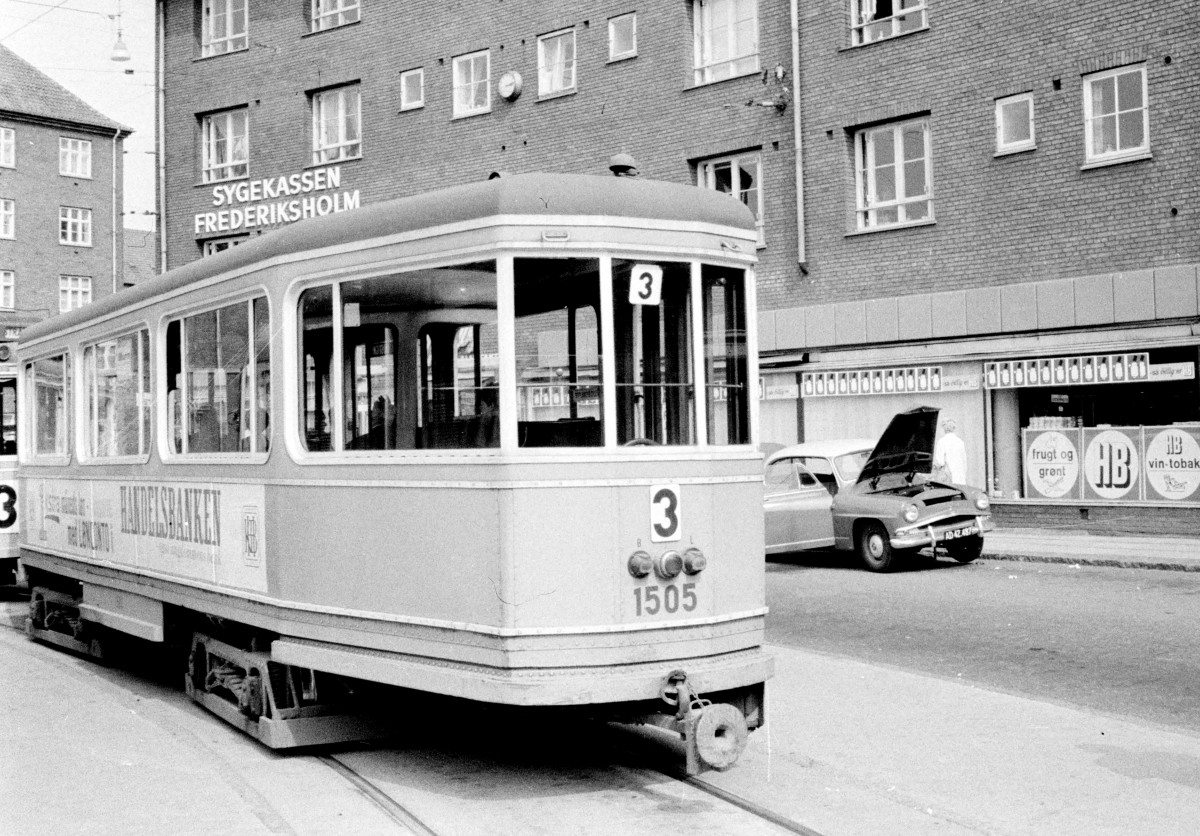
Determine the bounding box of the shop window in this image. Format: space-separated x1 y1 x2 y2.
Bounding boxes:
201 108 249 183
84 330 151 459
311 0 359 33
27 353 70 460
400 68 424 111
538 29 576 97
59 207 93 246
165 297 270 455
452 50 490 118
693 0 758 85
698 151 764 245
1083 64 1148 165
59 138 92 178
609 13 637 61
851 0 926 46
854 117 933 230
0 128 13 168
200 0 248 57
995 93 1035 155
0 199 12 240
0 271 13 309
312 85 361 164
59 275 91 312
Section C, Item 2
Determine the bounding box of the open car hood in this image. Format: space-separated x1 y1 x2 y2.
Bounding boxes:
857 405 940 484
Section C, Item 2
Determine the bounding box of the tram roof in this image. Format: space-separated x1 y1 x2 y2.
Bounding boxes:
20 173 756 346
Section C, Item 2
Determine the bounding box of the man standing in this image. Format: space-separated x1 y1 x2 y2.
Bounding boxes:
934 417 966 483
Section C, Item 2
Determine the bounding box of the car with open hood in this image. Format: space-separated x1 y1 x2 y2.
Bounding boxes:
764 406 993 571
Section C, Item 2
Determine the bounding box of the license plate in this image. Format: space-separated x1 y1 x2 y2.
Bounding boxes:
943 525 977 540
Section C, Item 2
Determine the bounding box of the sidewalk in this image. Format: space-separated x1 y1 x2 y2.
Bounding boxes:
985 526 1200 572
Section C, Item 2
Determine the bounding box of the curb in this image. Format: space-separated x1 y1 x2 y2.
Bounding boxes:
983 551 1200 572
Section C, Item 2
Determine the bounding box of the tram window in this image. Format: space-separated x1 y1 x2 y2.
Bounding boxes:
513 258 602 448
0 378 15 456
419 322 499 449
165 296 270 455
703 265 749 445
28 354 69 459
83 329 150 458
613 260 694 446
299 286 334 451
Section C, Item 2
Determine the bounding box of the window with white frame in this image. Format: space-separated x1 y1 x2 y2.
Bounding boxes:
453 50 490 117
59 275 92 312
202 235 248 257
59 207 93 246
84 329 151 459
693 0 758 85
538 29 576 97
0 271 13 309
59 137 93 178
0 128 14 168
312 85 361 164
698 152 764 245
28 353 70 459
201 108 249 183
400 68 424 110
995 93 1035 154
851 0 926 46
0 199 12 239
310 0 359 32
1083 65 1148 164
201 0 248 57
855 118 933 230
609 13 637 60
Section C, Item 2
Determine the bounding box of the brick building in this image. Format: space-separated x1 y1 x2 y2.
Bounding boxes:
156 1 1200 530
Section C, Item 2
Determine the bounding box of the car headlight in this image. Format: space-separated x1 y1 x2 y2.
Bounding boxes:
975 494 990 511
901 502 920 523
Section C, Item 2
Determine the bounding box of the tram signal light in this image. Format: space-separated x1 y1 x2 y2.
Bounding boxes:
654 550 684 580
627 551 653 578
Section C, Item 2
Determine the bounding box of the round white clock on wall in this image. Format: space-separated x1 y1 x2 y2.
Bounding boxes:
497 71 523 101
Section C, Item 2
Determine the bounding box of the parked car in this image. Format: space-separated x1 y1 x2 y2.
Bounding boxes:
764 406 993 571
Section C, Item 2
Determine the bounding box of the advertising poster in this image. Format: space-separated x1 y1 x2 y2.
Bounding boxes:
23 478 267 593
1082 428 1142 501
1023 429 1081 499
1143 425 1200 502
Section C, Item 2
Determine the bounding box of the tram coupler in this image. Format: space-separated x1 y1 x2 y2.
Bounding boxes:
659 669 749 775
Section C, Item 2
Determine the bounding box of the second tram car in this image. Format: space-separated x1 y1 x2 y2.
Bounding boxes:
18 173 771 772
0 371 17 585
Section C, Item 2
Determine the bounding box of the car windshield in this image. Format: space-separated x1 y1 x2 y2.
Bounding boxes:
833 450 871 483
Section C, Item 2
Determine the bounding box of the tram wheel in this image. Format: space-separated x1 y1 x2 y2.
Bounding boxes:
857 521 896 573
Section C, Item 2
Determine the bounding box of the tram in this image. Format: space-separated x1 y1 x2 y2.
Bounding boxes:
18 172 772 773
0 366 17 586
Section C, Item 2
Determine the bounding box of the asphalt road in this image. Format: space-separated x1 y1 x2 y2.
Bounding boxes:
764 551 1200 734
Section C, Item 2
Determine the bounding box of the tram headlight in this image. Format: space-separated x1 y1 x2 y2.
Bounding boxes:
901 503 920 523
683 548 707 575
654 550 684 580
975 494 991 512
627 550 653 578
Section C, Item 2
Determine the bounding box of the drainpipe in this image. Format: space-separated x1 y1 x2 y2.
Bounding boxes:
789 0 806 266
156 0 167 274
112 125 121 294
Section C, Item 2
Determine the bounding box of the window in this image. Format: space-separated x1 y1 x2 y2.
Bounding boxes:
59 275 92 312
693 0 758 85
201 109 248 183
996 93 1035 155
854 118 933 230
1083 65 1148 164
202 235 248 256
538 29 576 97
59 138 92 178
28 354 70 459
703 265 749 445
0 199 12 240
452 50 490 117
312 85 361 164
311 0 359 32
609 13 637 61
201 0 248 57
0 271 13 309
0 378 16 456
698 152 764 245
84 330 151 458
400 68 424 111
1 128 15 168
851 0 926 46
166 297 271 454
59 207 93 246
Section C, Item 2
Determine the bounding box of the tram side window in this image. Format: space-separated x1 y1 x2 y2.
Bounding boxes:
419 322 500 449
27 354 69 459
703 265 749 445
84 329 150 458
513 258 602 448
613 260 694 445
165 296 271 455
0 378 16 455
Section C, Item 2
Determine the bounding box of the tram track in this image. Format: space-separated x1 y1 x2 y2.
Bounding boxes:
318 754 438 835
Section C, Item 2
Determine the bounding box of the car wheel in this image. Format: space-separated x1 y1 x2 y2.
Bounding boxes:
857 521 896 572
948 535 983 564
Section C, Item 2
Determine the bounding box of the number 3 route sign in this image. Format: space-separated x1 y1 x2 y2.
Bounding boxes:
629 264 663 306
